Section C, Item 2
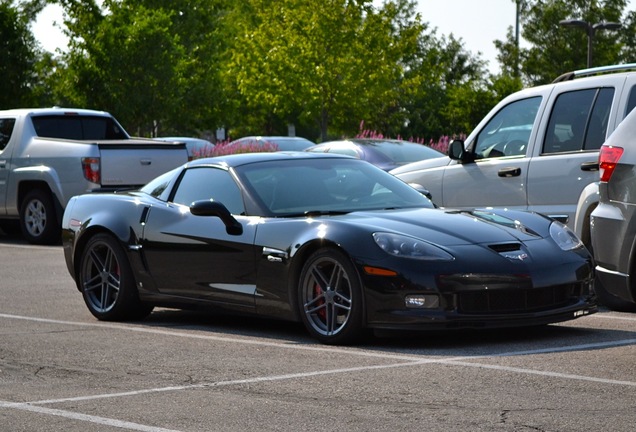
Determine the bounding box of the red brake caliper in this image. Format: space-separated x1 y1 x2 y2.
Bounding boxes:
313 282 326 321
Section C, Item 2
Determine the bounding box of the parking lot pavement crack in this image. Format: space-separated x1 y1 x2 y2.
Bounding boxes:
499 409 509 424
520 423 546 432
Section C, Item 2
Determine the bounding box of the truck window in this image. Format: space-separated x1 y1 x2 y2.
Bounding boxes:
543 87 614 154
32 115 128 140
0 118 16 151
473 96 541 159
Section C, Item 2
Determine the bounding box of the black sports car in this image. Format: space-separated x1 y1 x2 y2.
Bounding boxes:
62 152 597 344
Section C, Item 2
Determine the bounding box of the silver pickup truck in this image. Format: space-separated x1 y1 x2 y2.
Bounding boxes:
0 107 188 244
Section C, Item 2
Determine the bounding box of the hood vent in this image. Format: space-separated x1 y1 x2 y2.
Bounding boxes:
489 243 521 253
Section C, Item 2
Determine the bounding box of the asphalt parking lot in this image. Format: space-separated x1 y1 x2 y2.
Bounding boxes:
1 231 636 431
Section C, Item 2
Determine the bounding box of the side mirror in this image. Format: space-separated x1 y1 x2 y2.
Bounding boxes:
448 139 474 163
190 200 243 235
408 183 433 200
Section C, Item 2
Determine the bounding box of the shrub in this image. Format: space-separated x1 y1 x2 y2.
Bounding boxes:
355 120 465 155
191 139 279 159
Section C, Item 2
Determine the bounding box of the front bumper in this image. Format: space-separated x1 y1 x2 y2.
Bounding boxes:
360 257 597 331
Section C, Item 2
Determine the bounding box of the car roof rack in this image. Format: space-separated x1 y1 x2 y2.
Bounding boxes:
552 63 636 83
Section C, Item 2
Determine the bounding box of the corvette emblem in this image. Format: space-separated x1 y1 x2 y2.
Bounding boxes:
501 251 529 261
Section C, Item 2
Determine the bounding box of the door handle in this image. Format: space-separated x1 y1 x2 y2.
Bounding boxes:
580 161 599 171
498 167 521 177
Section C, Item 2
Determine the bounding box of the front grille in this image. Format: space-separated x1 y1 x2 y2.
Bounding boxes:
456 284 581 314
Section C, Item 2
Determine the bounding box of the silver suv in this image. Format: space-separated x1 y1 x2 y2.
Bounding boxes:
391 64 636 253
590 107 636 311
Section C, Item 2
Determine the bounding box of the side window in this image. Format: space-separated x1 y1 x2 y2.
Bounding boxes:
585 88 613 150
543 87 614 154
0 118 16 151
625 85 636 118
172 167 245 215
473 97 541 159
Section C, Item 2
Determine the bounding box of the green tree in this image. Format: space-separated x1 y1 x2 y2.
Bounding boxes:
222 0 424 141
395 28 495 139
50 0 227 136
0 1 40 108
498 0 628 86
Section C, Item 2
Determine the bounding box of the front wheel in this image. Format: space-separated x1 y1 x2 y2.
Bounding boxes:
79 233 153 321
19 189 60 245
298 248 365 345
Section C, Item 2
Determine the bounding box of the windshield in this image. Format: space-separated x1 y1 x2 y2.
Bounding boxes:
237 158 433 216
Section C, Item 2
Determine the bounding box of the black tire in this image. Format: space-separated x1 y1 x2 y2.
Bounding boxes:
595 276 636 312
298 248 365 345
79 233 153 321
19 189 60 245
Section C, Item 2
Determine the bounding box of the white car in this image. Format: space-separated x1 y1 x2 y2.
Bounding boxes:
391 64 636 251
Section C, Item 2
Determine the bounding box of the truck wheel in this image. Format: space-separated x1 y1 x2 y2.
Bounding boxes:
19 189 61 245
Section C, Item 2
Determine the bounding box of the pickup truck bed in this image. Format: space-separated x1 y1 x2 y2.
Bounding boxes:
0 107 189 244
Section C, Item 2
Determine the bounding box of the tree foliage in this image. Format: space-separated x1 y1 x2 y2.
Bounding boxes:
221 0 425 141
48 0 227 136
498 0 628 86
0 1 40 108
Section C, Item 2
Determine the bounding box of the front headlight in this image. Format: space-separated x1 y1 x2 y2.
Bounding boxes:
549 221 583 251
373 232 454 261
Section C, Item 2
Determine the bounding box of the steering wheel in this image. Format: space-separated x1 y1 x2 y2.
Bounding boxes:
503 140 526 156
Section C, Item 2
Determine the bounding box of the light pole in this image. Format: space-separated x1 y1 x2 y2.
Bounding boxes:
559 19 622 68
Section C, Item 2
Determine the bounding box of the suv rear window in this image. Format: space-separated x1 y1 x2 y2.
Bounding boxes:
543 87 614 153
32 115 128 140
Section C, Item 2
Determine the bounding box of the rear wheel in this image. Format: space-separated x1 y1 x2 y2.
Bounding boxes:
79 233 153 321
19 189 60 245
298 248 365 345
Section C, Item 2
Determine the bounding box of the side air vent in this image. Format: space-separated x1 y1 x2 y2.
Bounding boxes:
489 243 521 253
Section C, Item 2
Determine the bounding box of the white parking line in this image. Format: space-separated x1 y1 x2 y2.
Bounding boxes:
0 312 432 362
2 312 636 431
0 402 181 432
445 360 636 386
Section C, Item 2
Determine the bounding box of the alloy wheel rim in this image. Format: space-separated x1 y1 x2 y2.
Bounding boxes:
25 200 46 236
82 242 121 313
302 257 352 336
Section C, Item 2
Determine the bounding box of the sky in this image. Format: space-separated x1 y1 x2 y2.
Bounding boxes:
31 0 636 73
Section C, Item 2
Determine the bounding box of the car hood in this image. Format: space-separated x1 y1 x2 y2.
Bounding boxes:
337 207 548 247
389 156 450 175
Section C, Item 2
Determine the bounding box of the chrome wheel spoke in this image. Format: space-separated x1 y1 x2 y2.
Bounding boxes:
82 242 120 313
305 294 326 313
82 274 102 294
303 256 353 337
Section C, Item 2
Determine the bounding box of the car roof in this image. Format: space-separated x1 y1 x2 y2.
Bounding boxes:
552 63 636 83
316 138 425 147
0 107 113 117
187 151 353 168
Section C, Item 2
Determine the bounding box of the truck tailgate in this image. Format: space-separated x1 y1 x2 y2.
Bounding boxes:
98 140 187 187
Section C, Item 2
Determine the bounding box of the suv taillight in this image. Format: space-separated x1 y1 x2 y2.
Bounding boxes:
81 157 101 184
599 145 624 182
